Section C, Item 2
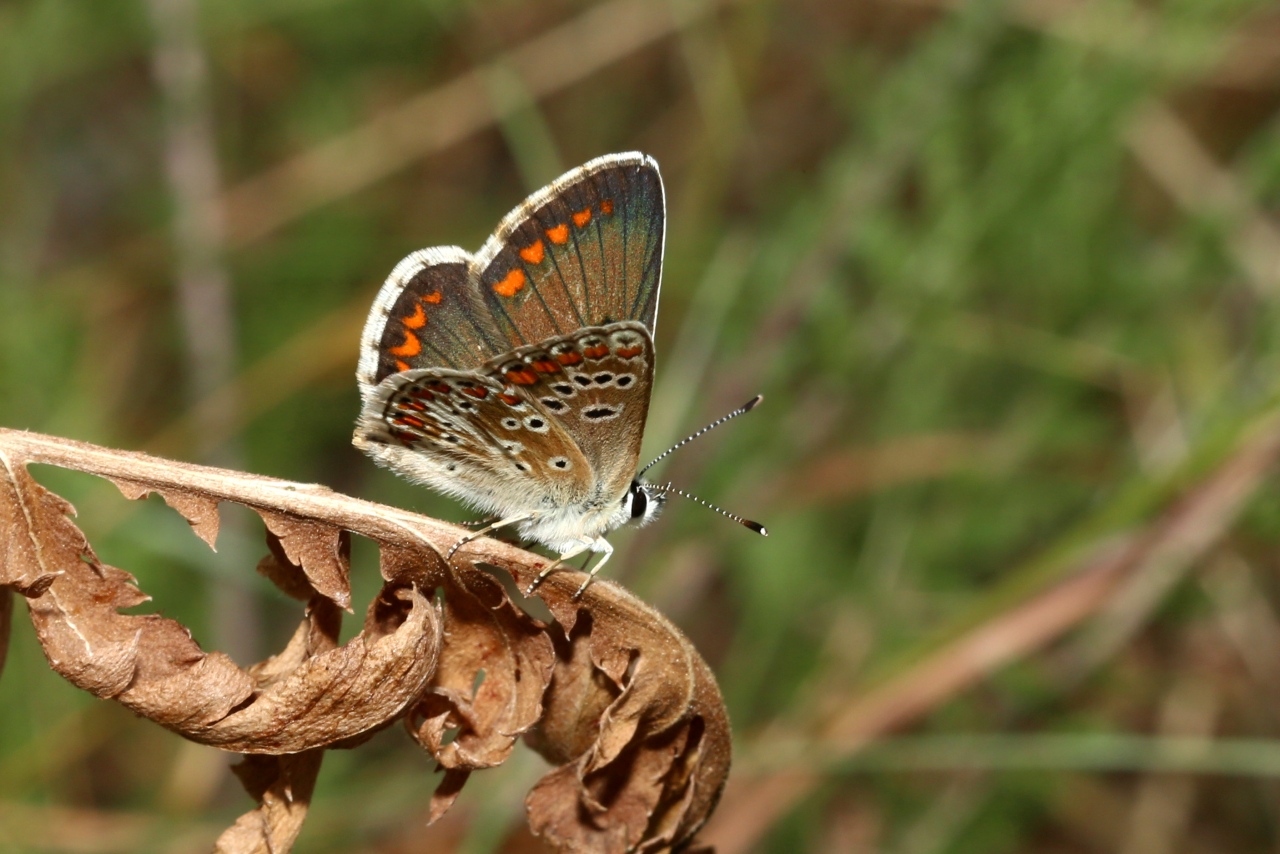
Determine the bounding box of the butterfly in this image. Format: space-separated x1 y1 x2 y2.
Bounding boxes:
354 152 762 595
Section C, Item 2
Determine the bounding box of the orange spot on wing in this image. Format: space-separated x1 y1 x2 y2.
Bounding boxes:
423 290 443 304
600 199 614 215
615 346 643 358
409 388 435 401
389 330 421 357
555 351 583 366
531 359 560 374
493 268 526 297
427 382 451 394
401 400 427 412
505 368 539 386
461 386 488 399
519 240 545 264
583 344 609 359
402 302 426 330
395 359 411 372
394 415 425 429
572 208 592 228
546 223 569 245
499 393 522 406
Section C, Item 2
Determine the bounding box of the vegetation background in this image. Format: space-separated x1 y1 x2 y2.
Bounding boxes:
4 0 1280 850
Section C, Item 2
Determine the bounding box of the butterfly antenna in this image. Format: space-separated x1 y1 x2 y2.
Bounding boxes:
638 395 763 478
656 482 768 536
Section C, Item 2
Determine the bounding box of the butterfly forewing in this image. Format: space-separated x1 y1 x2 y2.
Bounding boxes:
357 247 508 398
475 153 664 349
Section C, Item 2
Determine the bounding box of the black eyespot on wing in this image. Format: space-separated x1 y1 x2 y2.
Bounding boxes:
541 398 567 412
574 375 592 387
616 376 633 387
594 373 613 384
584 406 617 420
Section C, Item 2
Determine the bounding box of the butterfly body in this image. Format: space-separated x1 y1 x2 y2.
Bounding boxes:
354 153 668 581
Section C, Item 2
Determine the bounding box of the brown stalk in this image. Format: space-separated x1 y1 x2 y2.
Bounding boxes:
0 429 730 853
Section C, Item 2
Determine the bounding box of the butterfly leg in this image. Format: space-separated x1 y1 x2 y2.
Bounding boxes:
524 538 596 596
572 539 614 599
446 513 536 559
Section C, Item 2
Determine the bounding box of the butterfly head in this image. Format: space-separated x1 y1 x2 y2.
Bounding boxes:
623 479 667 528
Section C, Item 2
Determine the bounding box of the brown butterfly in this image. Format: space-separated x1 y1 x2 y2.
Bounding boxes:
354 153 763 595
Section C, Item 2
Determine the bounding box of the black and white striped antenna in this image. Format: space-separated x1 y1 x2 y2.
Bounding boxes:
639 395 767 537
638 395 763 478
656 482 767 536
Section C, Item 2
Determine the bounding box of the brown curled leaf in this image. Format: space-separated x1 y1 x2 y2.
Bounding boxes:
378 544 557 812
1 450 257 724
110 477 222 550
257 510 353 610
215 751 325 854
398 552 557 815
467 550 733 854
0 436 441 749
194 582 440 752
0 430 732 853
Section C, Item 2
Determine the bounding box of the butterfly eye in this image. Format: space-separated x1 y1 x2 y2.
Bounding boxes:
628 482 648 520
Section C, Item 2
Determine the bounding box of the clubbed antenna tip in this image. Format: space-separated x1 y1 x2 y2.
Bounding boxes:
658 483 767 537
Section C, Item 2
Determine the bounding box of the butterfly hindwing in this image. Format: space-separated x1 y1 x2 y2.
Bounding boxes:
475 153 665 349
482 321 654 505
354 368 593 519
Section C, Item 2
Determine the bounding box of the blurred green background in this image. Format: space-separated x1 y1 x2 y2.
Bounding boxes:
6 0 1280 851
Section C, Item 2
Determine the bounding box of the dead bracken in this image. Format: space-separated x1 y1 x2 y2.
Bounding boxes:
0 429 730 854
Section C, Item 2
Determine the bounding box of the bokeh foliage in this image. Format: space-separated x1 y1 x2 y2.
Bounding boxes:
5 0 1280 851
